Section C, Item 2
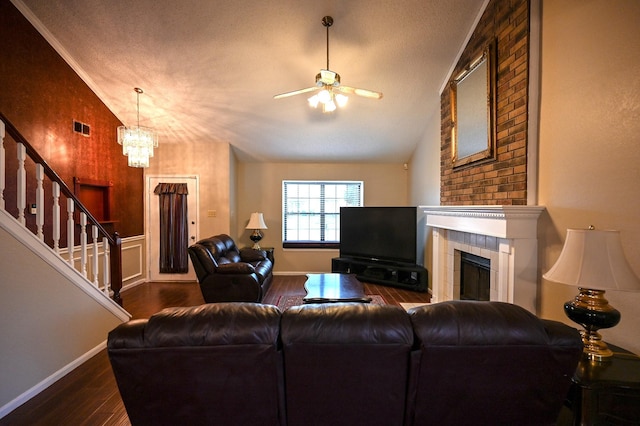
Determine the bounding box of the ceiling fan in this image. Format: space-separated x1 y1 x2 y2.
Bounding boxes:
274 16 383 113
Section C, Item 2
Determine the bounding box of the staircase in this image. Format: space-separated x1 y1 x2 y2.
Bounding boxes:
0 113 124 304
0 114 130 418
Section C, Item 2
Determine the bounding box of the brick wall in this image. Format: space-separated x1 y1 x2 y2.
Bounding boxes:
441 0 529 205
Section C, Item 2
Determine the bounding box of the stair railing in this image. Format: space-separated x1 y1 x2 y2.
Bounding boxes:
0 112 122 303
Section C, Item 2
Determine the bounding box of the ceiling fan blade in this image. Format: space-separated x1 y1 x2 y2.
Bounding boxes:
273 87 319 99
337 86 383 99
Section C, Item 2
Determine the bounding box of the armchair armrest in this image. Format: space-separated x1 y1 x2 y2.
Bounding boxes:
217 262 255 274
240 248 267 262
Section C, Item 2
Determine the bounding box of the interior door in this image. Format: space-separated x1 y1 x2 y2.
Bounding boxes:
147 175 199 281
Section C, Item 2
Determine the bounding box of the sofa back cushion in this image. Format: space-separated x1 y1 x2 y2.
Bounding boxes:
281 303 414 426
108 303 285 426
188 234 244 277
407 301 582 426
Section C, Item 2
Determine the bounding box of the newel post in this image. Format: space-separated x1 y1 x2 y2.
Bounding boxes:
110 232 123 305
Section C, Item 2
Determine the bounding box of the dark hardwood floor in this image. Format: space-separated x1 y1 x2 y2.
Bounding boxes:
0 275 430 425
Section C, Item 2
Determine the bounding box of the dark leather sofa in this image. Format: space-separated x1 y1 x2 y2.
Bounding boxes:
187 234 273 302
108 300 583 426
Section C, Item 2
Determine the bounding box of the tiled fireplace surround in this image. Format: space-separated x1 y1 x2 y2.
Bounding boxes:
421 206 545 314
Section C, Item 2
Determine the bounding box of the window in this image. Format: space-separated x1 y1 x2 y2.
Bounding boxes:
282 180 363 248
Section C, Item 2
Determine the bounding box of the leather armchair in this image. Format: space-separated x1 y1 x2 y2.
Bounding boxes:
187 234 273 302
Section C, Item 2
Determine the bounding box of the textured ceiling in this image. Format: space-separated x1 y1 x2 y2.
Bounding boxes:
15 0 485 162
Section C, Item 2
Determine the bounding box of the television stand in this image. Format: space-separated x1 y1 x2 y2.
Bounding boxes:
331 257 427 292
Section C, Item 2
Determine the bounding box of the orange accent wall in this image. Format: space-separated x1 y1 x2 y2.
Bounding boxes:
0 1 143 238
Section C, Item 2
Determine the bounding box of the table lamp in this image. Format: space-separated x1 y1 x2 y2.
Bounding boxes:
543 227 640 361
246 212 267 249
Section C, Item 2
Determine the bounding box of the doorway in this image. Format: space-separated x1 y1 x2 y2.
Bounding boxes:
146 175 199 281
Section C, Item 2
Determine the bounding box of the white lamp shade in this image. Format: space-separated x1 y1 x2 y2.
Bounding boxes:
246 212 267 230
543 229 640 291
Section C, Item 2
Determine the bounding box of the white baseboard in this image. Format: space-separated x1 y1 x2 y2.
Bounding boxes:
0 341 106 419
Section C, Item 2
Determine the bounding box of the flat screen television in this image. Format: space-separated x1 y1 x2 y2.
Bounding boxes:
339 206 424 265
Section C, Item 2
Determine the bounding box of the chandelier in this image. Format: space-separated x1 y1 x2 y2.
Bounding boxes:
117 88 158 168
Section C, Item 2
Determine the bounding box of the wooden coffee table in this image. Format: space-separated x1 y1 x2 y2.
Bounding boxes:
303 273 372 303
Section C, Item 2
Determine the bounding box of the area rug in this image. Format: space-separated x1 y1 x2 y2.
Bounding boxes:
276 294 386 311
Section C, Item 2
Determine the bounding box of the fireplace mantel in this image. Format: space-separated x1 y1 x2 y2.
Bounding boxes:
419 205 545 313
421 205 545 239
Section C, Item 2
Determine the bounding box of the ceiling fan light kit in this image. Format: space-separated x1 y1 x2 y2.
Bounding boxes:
274 16 382 113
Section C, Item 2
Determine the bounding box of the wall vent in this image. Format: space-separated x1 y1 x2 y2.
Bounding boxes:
73 120 90 137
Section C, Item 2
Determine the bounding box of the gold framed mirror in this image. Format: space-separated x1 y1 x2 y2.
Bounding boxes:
450 41 496 168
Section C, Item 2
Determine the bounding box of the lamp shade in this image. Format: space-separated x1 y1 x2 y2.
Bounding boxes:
246 212 267 230
543 229 640 291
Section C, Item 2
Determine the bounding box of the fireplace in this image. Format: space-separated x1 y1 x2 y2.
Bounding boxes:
459 251 490 301
420 206 545 314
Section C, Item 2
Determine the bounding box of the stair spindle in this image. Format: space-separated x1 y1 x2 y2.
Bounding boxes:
67 198 75 267
17 143 26 225
36 164 44 240
80 212 87 277
92 225 99 287
52 182 60 253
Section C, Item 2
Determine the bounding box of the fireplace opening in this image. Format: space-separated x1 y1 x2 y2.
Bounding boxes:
460 252 490 301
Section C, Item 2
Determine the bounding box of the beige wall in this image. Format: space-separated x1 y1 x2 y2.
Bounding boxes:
409 0 640 354
409 103 442 289
537 0 640 354
0 224 125 411
236 162 409 273
229 150 238 239
146 140 234 239
409 104 441 207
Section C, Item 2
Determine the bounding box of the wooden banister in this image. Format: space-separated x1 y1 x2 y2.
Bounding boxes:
0 111 123 303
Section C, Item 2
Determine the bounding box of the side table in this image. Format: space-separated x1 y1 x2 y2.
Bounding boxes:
564 344 640 425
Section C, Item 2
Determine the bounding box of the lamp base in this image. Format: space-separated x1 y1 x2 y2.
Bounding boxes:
564 288 621 362
249 230 263 250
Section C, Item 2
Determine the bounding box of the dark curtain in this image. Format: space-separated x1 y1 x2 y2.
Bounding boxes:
154 183 189 273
